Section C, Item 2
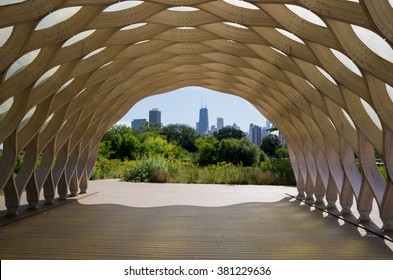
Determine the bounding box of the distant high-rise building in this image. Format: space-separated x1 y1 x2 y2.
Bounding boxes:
278 131 287 145
132 119 147 131
217 117 224 130
262 120 271 138
248 124 254 141
149 108 161 123
266 120 271 130
249 123 262 146
231 123 241 130
198 107 209 135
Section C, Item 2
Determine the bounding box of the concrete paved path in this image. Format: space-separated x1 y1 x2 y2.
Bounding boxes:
0 180 392 259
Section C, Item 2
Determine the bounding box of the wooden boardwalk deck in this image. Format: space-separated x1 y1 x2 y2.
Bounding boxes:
0 180 392 259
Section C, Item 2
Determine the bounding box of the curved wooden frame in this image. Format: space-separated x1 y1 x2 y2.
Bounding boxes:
0 0 392 230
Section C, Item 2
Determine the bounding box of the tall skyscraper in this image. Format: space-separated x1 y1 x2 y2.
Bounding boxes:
217 117 224 130
197 107 209 135
249 123 262 146
149 108 161 123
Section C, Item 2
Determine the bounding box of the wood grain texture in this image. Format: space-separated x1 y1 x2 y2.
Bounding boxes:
0 0 392 230
0 181 392 259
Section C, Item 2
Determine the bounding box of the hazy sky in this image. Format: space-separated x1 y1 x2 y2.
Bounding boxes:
117 87 268 132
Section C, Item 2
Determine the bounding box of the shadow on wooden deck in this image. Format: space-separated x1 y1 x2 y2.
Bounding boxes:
0 194 392 259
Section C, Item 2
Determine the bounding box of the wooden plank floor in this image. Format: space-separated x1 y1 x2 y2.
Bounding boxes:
0 180 392 259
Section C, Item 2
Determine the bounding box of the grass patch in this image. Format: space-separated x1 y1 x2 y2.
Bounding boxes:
167 161 295 185
97 157 296 185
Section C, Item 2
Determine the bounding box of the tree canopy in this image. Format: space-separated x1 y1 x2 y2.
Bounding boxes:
213 127 245 141
100 125 140 160
161 124 199 152
218 138 260 166
260 134 281 157
195 136 260 166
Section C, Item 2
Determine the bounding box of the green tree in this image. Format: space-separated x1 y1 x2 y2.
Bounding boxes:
142 122 163 134
274 147 289 159
195 136 220 166
218 138 260 166
261 134 281 157
260 150 269 162
120 133 140 160
101 125 140 160
213 127 245 141
98 141 113 158
161 124 199 152
102 124 133 142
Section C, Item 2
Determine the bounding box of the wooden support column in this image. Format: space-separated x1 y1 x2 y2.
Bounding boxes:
15 135 39 209
325 140 342 208
58 171 68 201
380 125 393 231
314 143 329 205
289 146 307 199
52 141 70 201
304 147 317 202
25 174 39 210
0 132 19 215
43 172 55 205
340 137 359 214
79 169 88 194
358 132 385 221
66 143 81 197
4 176 19 216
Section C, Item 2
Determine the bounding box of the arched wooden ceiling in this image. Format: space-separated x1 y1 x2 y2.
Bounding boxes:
0 0 393 230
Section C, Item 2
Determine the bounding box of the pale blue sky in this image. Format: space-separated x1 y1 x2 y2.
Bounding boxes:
117 87 268 133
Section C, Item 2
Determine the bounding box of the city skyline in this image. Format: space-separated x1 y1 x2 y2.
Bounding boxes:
118 87 267 133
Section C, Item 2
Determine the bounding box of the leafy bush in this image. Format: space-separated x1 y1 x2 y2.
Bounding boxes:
122 156 169 183
167 161 296 185
194 137 220 166
274 147 289 159
195 137 260 166
218 138 260 166
100 125 140 160
260 159 295 185
90 156 123 180
260 150 269 162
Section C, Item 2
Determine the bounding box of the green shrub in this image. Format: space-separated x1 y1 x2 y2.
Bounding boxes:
274 147 289 159
122 156 169 183
90 156 123 180
166 160 296 185
260 150 269 162
260 159 295 185
218 138 260 166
